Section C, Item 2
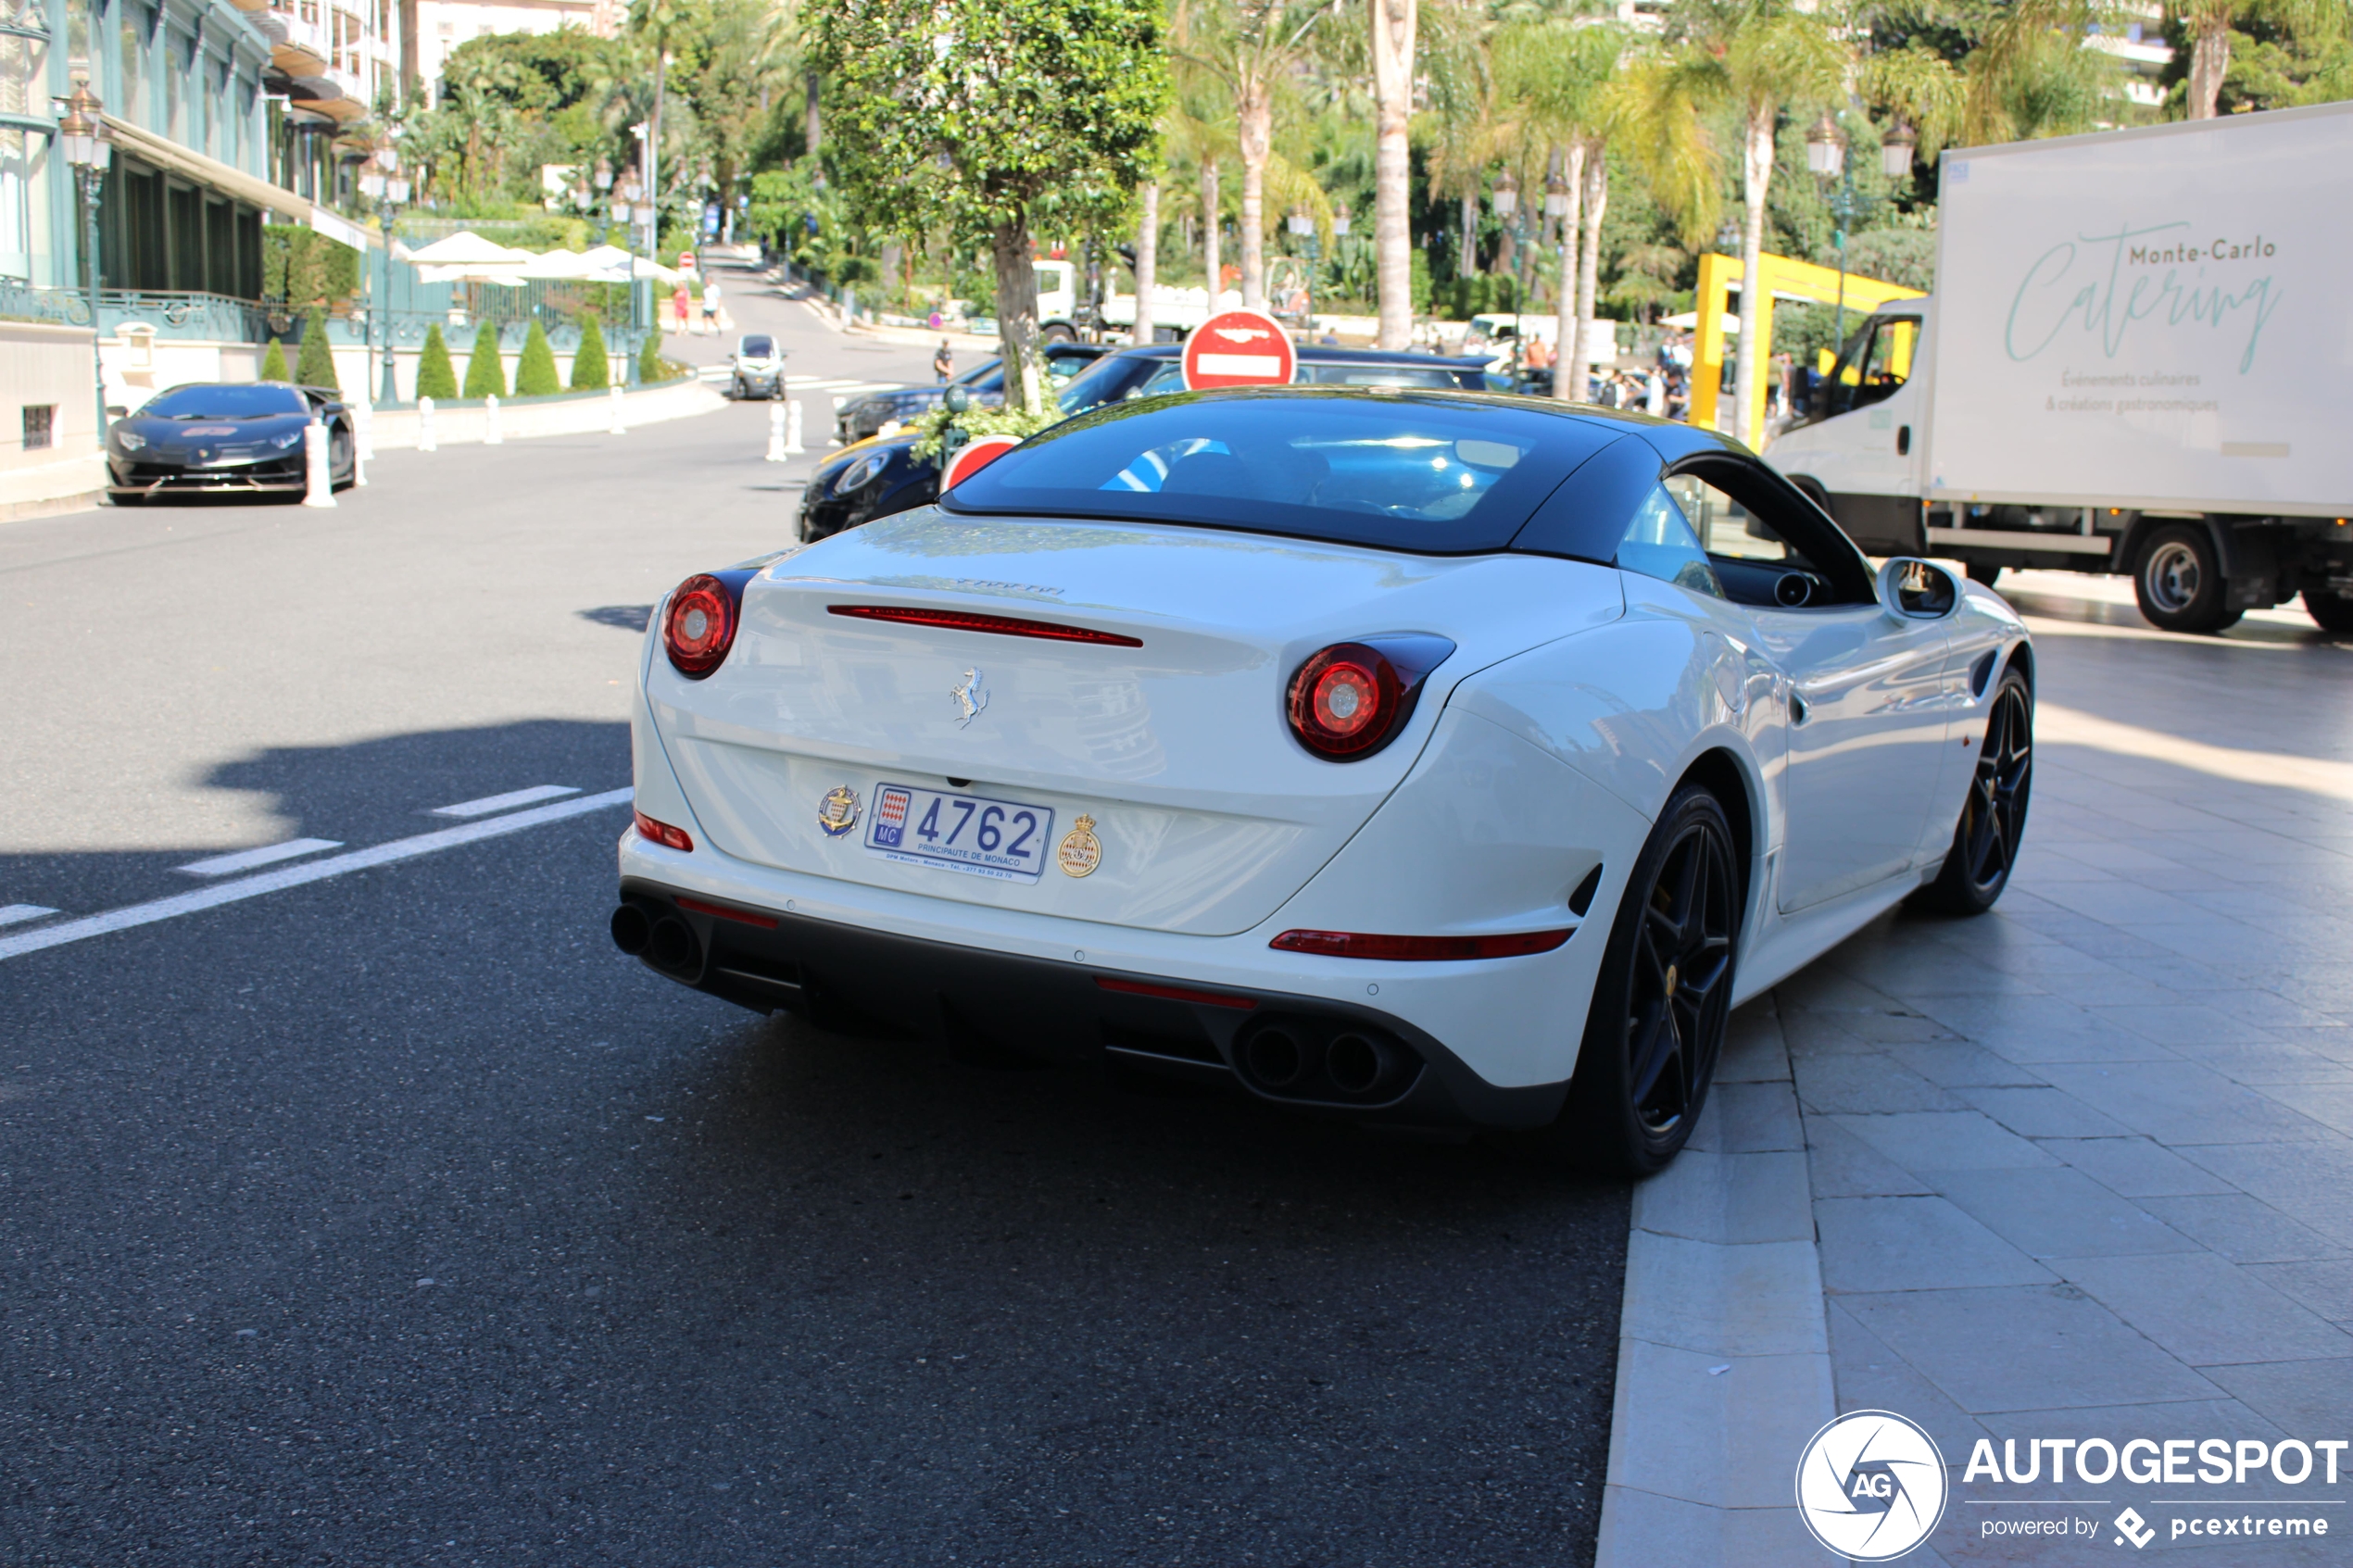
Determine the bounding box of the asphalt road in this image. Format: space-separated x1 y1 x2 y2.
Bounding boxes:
0 265 1629 1565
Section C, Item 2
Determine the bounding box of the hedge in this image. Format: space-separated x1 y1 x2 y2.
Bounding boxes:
415 324 458 399
462 324 508 399
295 307 338 392
571 315 610 390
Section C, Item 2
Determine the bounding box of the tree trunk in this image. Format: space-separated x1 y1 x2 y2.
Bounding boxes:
1493 214 1515 280
991 216 1043 413
1574 151 1607 401
1370 0 1417 349
1134 181 1159 345
1237 78 1271 311
1732 102 1773 445
805 72 823 157
1202 158 1222 303
2188 19 2231 118
1459 192 1476 282
1551 143 1584 400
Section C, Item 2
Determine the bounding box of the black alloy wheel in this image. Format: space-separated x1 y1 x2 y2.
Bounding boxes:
1914 666 2033 916
1557 784 1741 1175
331 426 355 489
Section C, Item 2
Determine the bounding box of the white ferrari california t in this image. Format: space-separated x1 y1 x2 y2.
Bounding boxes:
611 387 2032 1173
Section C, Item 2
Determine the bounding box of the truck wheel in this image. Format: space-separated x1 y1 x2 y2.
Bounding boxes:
2133 523 2241 633
2304 590 2353 634
1966 562 2002 587
1039 322 1076 345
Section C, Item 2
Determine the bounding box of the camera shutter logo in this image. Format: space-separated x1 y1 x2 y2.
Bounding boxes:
1794 1410 1949 1561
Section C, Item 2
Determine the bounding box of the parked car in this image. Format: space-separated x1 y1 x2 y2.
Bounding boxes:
106 382 353 504
619 386 2032 1173
834 342 1109 445
803 345 1499 543
728 333 786 399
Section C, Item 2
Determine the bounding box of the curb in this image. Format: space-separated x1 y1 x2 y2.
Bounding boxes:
1593 995 1840 1567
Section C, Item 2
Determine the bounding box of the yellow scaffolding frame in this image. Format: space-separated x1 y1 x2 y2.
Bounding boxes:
1689 251 1925 445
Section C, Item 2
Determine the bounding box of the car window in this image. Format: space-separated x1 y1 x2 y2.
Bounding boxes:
1296 364 1465 390
1821 314 1919 418
1664 473 1793 563
1055 355 1161 415
143 384 308 418
1617 485 1726 599
943 388 1614 554
739 335 775 358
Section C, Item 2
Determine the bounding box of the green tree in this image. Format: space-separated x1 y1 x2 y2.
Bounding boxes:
514 320 562 395
295 308 340 392
416 324 459 399
810 0 1167 411
572 314 611 390
1678 0 1847 444
463 324 509 398
1175 0 1330 313
2166 0 2348 116
260 339 290 381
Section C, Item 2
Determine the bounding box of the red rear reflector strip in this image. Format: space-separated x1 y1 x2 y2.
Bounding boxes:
676 895 780 930
634 811 694 852
828 605 1143 647
1268 928 1572 961
1095 975 1257 1010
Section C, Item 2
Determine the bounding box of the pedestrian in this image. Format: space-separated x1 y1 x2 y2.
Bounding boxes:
701 279 722 335
1526 334 1553 376
933 339 954 383
672 283 690 334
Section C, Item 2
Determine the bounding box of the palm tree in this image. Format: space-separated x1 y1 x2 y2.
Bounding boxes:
1176 0 1335 312
1494 19 1613 395
1679 0 1847 444
1161 95 1236 298
1369 0 1417 348
2164 0 2349 117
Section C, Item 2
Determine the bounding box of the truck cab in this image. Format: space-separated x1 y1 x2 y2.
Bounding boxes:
1766 300 1931 558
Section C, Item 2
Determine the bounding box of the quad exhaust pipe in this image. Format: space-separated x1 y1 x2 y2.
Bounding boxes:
610 903 702 977
1234 1016 1418 1104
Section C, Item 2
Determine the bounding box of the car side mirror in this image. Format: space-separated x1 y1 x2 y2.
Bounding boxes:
1879 557 1960 621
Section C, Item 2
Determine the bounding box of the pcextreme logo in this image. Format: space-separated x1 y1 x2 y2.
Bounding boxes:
1795 1410 1949 1561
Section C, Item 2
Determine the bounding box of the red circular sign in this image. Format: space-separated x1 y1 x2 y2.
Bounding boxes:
1182 308 1297 391
942 433 1023 489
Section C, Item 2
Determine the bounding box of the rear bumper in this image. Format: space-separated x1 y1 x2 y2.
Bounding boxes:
614 871 1567 1129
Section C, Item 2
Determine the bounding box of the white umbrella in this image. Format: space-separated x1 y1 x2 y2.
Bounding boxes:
406 229 537 266
1664 310 1743 334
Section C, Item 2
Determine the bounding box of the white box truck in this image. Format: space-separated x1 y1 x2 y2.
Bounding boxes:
1765 102 2353 633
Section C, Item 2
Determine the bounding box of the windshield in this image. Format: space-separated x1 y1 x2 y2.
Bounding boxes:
738 335 776 358
941 388 1614 554
142 384 308 419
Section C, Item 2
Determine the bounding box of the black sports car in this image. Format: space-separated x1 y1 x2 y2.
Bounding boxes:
834 341 1109 445
800 345 1504 543
107 381 356 505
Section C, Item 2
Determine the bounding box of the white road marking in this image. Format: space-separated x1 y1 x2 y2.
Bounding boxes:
177 838 345 878
0 789 633 964
0 904 59 927
432 784 581 818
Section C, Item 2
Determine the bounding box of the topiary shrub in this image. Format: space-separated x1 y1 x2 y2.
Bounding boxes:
571 314 610 390
260 339 290 381
294 307 338 392
637 329 663 385
513 320 560 396
462 323 508 399
415 324 458 399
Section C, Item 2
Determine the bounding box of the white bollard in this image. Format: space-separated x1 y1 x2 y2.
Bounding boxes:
609 382 627 435
302 419 336 508
484 393 502 445
766 401 787 462
353 396 374 461
783 398 806 455
418 395 437 452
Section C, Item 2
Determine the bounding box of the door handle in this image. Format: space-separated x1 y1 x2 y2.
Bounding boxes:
1896 424 1911 456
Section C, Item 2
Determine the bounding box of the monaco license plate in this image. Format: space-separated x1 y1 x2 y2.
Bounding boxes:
865 784 1053 884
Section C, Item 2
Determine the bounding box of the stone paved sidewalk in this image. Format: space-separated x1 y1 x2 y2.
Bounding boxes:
1792 593 2353 1564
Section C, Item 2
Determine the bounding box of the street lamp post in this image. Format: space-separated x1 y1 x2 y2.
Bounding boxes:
1285 207 1319 340
55 74 111 438
1489 169 1529 376
1543 170 1570 385
357 134 410 406
1806 112 1912 358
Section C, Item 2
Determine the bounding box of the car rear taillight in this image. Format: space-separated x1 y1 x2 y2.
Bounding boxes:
635 810 694 851
662 570 757 678
1285 634 1455 760
1268 928 1571 960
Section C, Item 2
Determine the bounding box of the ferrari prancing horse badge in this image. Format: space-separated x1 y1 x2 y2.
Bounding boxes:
817 784 862 837
1057 814 1102 878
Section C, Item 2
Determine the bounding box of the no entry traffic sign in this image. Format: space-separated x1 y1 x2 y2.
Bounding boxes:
1182 308 1296 391
942 433 1024 489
